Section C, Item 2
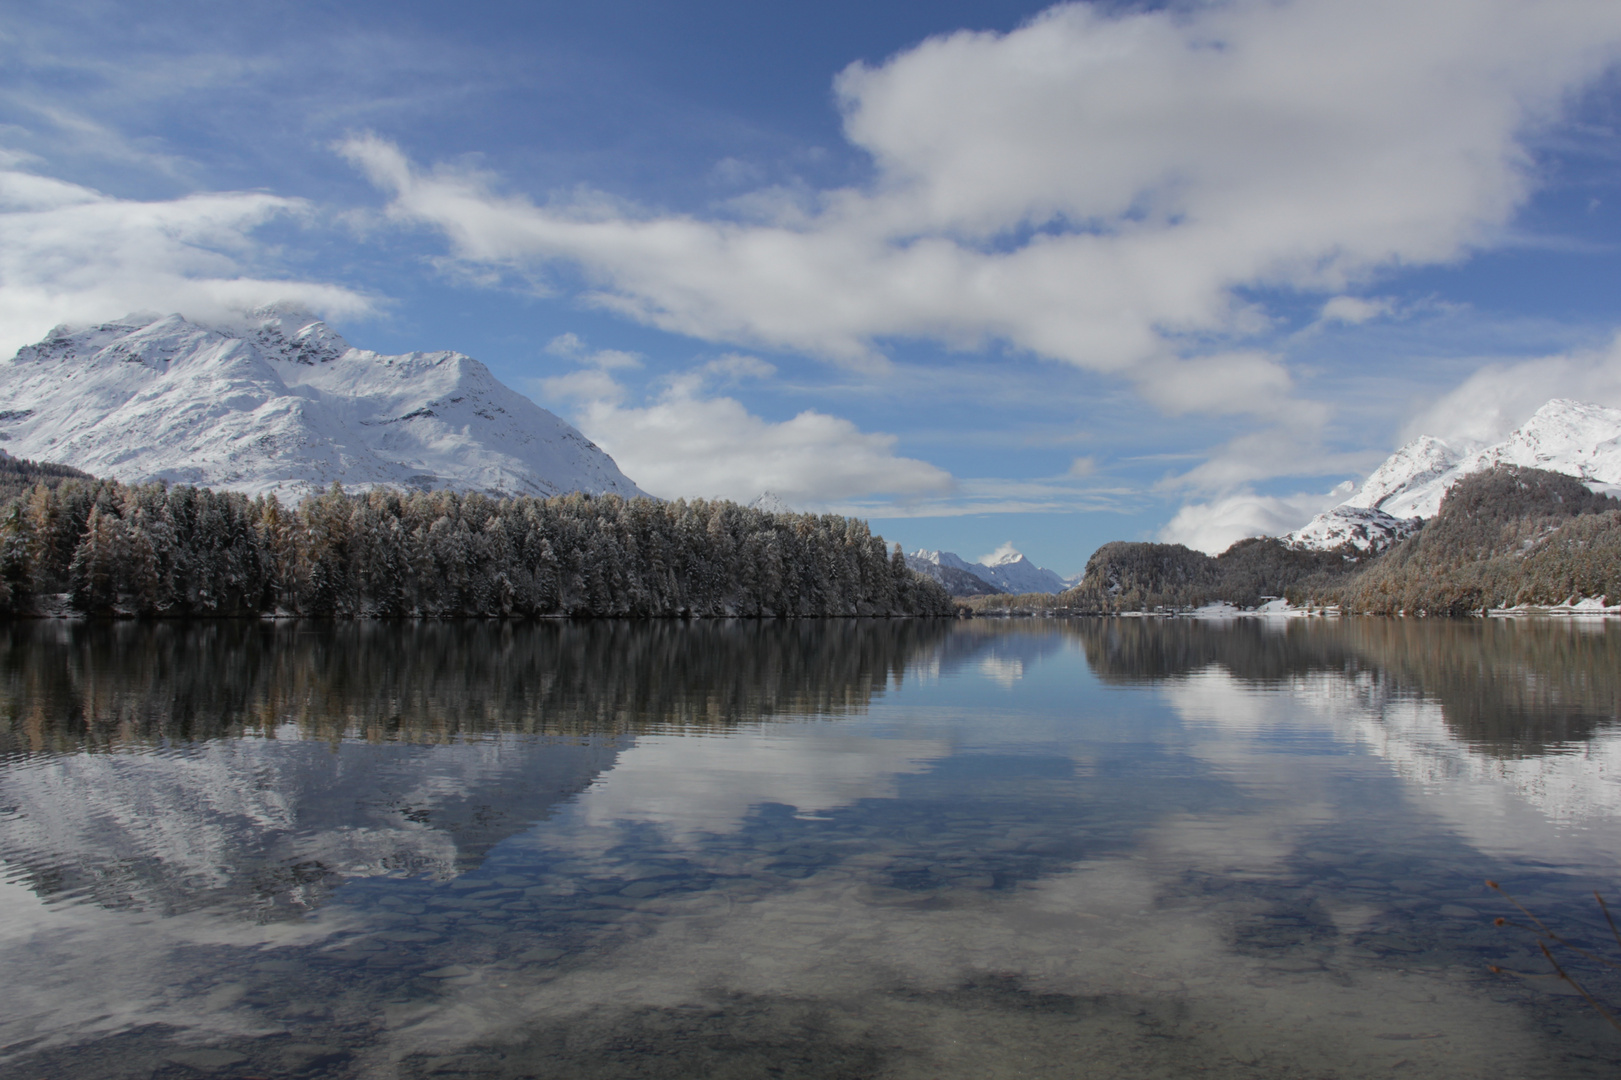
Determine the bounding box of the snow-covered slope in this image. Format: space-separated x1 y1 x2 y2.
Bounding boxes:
0 307 648 500
1284 505 1424 554
1340 435 1462 517
1286 399 1621 551
904 552 1005 596
909 546 1069 595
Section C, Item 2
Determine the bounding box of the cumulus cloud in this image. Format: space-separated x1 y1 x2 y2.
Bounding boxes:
0 164 372 358
1401 335 1621 447
343 0 1621 398
1157 486 1347 555
538 345 953 507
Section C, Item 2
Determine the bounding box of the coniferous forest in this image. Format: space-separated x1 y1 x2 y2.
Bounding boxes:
0 462 954 618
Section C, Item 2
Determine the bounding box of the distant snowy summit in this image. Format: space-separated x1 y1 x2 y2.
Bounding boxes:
747 491 794 514
0 307 648 500
907 546 1071 596
1287 398 1621 552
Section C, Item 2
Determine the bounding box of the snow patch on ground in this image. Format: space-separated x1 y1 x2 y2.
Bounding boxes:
1486 597 1621 617
1189 599 1332 619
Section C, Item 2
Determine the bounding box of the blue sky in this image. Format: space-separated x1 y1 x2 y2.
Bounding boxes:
5 0 1621 575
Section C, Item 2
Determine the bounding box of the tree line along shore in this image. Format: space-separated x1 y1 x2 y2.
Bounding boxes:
1 453 1613 619
971 465 1621 617
0 455 953 618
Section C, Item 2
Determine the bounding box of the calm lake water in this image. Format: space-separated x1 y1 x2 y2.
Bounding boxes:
2 617 1619 1079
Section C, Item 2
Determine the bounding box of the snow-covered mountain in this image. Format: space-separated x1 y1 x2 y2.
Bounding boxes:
747 491 794 514
1286 399 1621 552
907 546 1070 595
0 307 648 500
905 551 1005 596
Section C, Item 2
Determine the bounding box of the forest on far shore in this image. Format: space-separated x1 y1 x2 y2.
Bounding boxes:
0 454 954 618
969 465 1621 617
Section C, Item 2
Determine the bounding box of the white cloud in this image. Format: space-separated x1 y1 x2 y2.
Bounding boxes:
543 332 586 356
342 0 1621 401
0 164 372 358
543 332 642 369
537 347 953 507
1318 296 1393 326
1136 352 1296 416
539 367 625 405
978 541 1022 565
1401 335 1621 447
1161 418 1360 495
701 352 776 381
1157 487 1344 555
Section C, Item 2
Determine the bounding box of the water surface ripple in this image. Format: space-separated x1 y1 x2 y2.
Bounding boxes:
1 618 1618 1078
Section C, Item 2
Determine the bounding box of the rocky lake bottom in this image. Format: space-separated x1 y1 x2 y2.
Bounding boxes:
0 617 1618 1078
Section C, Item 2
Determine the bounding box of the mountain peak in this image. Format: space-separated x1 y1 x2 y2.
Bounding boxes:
230 305 352 365
748 491 794 514
1286 396 1621 551
0 311 647 501
979 542 1027 568
910 545 1067 594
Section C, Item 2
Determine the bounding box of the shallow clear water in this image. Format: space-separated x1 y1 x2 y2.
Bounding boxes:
1 617 1619 1078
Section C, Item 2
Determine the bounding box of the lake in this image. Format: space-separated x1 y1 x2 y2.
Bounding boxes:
1 617 1618 1078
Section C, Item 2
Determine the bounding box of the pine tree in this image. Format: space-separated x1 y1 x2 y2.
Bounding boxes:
69 506 127 614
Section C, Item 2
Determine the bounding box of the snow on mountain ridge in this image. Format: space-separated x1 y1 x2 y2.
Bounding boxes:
1459 398 1621 497
0 309 648 501
909 546 1068 594
1341 434 1461 515
1284 505 1423 554
1286 398 1621 552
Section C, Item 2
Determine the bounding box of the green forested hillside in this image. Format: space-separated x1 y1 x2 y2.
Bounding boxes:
0 466 954 618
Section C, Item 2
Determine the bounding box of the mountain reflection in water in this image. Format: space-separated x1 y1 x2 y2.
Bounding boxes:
0 617 1617 1080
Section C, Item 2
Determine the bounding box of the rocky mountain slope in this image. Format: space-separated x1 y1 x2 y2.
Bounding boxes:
0 307 648 501
1287 399 1621 552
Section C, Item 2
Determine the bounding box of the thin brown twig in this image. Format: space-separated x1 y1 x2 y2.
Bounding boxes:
1488 880 1560 939
1596 892 1621 957
1488 881 1621 971
1538 941 1621 1033
1486 963 1562 980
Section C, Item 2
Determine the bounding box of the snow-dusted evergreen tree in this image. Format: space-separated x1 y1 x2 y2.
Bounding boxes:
0 471 954 618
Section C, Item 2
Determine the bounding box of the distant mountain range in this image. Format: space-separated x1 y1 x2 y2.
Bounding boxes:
1286 398 1621 552
0 307 647 501
906 547 1072 596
